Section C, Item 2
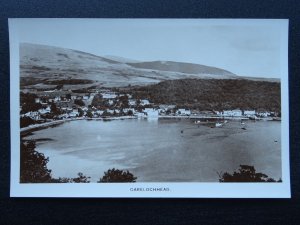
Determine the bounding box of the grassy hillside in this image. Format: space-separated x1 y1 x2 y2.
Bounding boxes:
130 79 281 112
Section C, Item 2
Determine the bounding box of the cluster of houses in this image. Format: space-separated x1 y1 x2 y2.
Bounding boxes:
20 88 278 124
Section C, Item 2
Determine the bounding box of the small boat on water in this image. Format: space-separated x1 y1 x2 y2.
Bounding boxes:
249 115 258 120
215 122 223 128
272 117 281 121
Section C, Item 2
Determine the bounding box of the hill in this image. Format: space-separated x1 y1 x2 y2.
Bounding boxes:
127 61 235 76
20 43 240 89
129 79 281 112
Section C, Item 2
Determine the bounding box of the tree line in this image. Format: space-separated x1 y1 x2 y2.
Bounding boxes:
129 78 281 112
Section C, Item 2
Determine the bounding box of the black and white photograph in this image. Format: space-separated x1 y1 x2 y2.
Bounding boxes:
9 19 290 197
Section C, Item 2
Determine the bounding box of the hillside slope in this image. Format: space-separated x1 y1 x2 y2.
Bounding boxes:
20 43 240 88
130 79 281 112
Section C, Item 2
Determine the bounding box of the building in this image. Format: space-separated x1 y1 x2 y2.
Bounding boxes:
34 98 40 103
222 109 242 117
129 99 136 106
144 108 159 118
176 109 191 116
244 110 256 116
140 99 150 106
23 111 40 120
38 106 51 114
101 92 117 99
257 111 271 117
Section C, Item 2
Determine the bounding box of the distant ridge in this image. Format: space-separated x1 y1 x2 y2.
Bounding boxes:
127 61 236 76
20 43 277 88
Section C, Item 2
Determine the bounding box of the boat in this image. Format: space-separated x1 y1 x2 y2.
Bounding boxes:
272 117 281 121
215 122 223 128
249 115 258 120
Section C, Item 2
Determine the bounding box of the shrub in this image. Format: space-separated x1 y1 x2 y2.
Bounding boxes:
21 140 91 183
20 116 36 128
98 168 137 183
219 165 281 182
53 172 91 183
20 140 52 183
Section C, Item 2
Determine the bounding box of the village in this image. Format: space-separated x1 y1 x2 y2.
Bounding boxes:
20 87 280 129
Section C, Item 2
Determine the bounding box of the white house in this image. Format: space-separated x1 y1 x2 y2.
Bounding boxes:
176 109 191 116
24 111 40 120
222 109 242 117
143 108 159 118
58 113 69 119
135 112 145 118
123 108 135 114
140 99 150 106
257 111 271 117
103 109 113 114
244 110 256 116
69 111 79 117
81 106 88 111
108 99 114 106
129 99 136 106
96 110 104 115
38 106 51 114
102 92 117 99
34 98 40 103
54 96 61 103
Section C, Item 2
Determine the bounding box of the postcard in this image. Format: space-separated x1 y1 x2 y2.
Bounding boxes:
9 19 290 198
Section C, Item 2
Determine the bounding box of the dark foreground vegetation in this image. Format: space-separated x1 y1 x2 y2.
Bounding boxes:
21 140 279 183
20 140 136 183
219 165 282 182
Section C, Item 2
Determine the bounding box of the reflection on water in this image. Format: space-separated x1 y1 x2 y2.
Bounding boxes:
25 119 282 182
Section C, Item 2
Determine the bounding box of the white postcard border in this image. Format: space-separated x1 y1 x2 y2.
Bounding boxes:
9 19 290 198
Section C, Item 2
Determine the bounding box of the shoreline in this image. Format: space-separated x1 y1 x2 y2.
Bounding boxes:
20 115 275 134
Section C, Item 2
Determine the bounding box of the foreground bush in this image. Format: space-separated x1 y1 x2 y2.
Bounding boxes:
21 140 90 183
52 173 91 183
98 168 137 183
20 140 52 183
219 165 281 182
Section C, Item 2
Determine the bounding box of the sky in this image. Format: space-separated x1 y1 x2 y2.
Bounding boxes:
10 19 287 78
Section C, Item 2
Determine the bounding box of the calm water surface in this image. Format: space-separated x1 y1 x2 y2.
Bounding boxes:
25 119 281 182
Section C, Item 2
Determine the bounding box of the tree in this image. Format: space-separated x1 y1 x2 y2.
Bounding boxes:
21 140 92 183
219 165 281 182
56 84 63 90
20 140 52 183
86 111 93 118
20 116 36 128
98 168 137 183
54 172 90 183
119 95 129 108
78 108 84 117
21 102 43 114
50 102 60 115
66 93 71 100
74 99 85 106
